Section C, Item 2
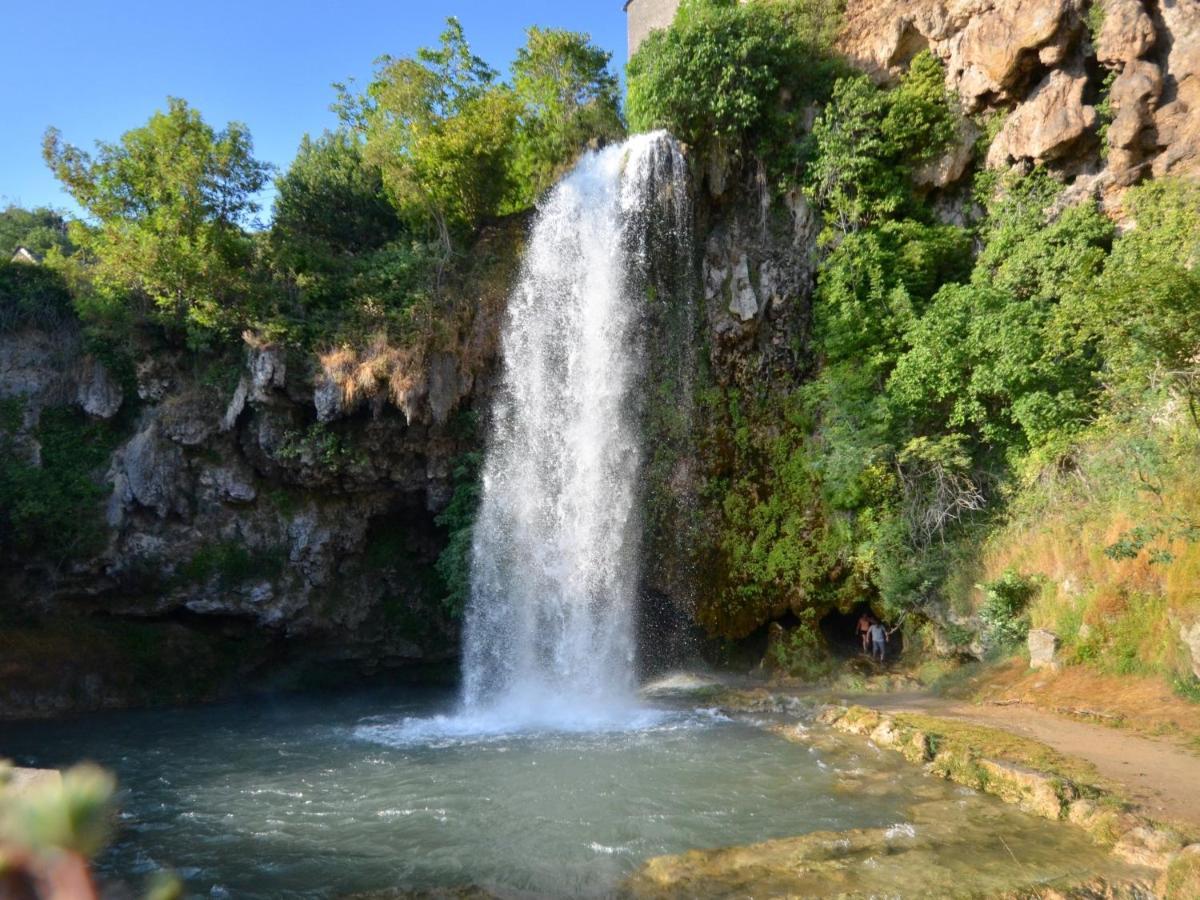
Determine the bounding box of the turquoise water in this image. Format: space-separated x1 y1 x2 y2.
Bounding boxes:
1 687 1131 898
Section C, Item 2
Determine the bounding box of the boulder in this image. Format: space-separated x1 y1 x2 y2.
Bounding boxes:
977 757 1074 819
1028 628 1061 671
956 0 1071 104
221 377 249 432
107 424 190 522
1097 0 1157 66
1107 60 1163 150
1113 825 1185 870
1150 0 1200 179
727 253 758 323
198 464 258 504
914 117 980 188
313 376 344 423
987 70 1098 167
74 355 123 419
248 342 287 400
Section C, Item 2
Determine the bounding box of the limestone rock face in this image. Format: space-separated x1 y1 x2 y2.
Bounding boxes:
1097 0 1157 65
0 307 498 714
108 424 191 522
836 0 1200 198
74 355 123 419
1151 0 1200 179
956 0 1071 105
987 70 1097 166
248 342 287 400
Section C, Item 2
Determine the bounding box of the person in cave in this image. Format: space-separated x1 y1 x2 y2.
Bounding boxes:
868 620 889 662
856 612 875 654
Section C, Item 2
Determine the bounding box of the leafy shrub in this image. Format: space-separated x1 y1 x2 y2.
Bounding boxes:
435 447 483 617
0 260 76 333
770 611 833 680
807 52 958 236
0 405 128 559
978 570 1038 649
276 422 357 471
627 0 844 189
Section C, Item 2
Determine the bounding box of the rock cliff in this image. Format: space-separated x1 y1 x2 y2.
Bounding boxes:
837 0 1200 198
0 219 520 716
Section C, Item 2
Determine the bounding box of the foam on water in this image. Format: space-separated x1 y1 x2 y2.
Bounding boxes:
350 701 728 749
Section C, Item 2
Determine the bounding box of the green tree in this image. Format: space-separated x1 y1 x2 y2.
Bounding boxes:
0 261 76 333
271 130 402 274
1093 179 1200 424
510 27 624 202
885 184 1112 455
0 205 72 258
353 18 519 251
43 97 271 346
626 0 843 190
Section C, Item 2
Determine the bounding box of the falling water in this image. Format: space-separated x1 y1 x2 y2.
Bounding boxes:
461 132 690 727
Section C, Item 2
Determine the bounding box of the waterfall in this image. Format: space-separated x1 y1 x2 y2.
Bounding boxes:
461 132 690 726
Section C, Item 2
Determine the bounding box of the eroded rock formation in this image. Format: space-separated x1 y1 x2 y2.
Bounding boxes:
837 0 1200 196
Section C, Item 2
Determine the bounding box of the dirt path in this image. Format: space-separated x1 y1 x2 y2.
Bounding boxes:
846 691 1200 830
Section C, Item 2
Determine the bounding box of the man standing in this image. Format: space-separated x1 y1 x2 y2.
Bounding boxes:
868 620 888 663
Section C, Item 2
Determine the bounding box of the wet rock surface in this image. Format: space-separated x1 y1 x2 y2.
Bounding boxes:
624 704 1158 898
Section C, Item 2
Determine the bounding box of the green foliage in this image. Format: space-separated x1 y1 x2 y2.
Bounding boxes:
808 52 958 236
434 448 482 617
0 405 128 559
1092 179 1200 424
697 392 844 639
178 540 286 588
1104 516 1200 564
889 180 1112 456
43 97 271 347
276 422 358 472
271 130 402 273
1174 675 1200 704
978 569 1037 649
627 0 843 189
815 220 971 374
510 27 625 202
351 19 518 247
0 259 76 332
769 610 833 679
0 205 73 258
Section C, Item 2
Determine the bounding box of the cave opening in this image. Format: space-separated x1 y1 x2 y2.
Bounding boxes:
819 602 896 660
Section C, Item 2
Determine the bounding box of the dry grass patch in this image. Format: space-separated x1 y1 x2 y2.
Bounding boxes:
969 664 1200 751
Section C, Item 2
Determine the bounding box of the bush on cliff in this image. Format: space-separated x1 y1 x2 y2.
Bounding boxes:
627 0 844 191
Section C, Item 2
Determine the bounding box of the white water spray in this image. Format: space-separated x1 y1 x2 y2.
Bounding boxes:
460 132 689 728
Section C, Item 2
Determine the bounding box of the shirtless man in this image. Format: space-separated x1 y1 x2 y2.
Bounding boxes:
856 613 874 654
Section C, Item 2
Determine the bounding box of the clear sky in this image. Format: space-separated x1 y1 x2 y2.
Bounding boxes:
1 1 628 221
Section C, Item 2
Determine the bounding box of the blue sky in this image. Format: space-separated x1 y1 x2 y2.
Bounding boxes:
2 1 628 221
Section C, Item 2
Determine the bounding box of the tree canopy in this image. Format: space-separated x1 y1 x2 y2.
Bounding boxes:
43 97 271 346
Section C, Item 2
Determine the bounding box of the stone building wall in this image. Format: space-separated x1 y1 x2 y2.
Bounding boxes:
625 0 681 56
